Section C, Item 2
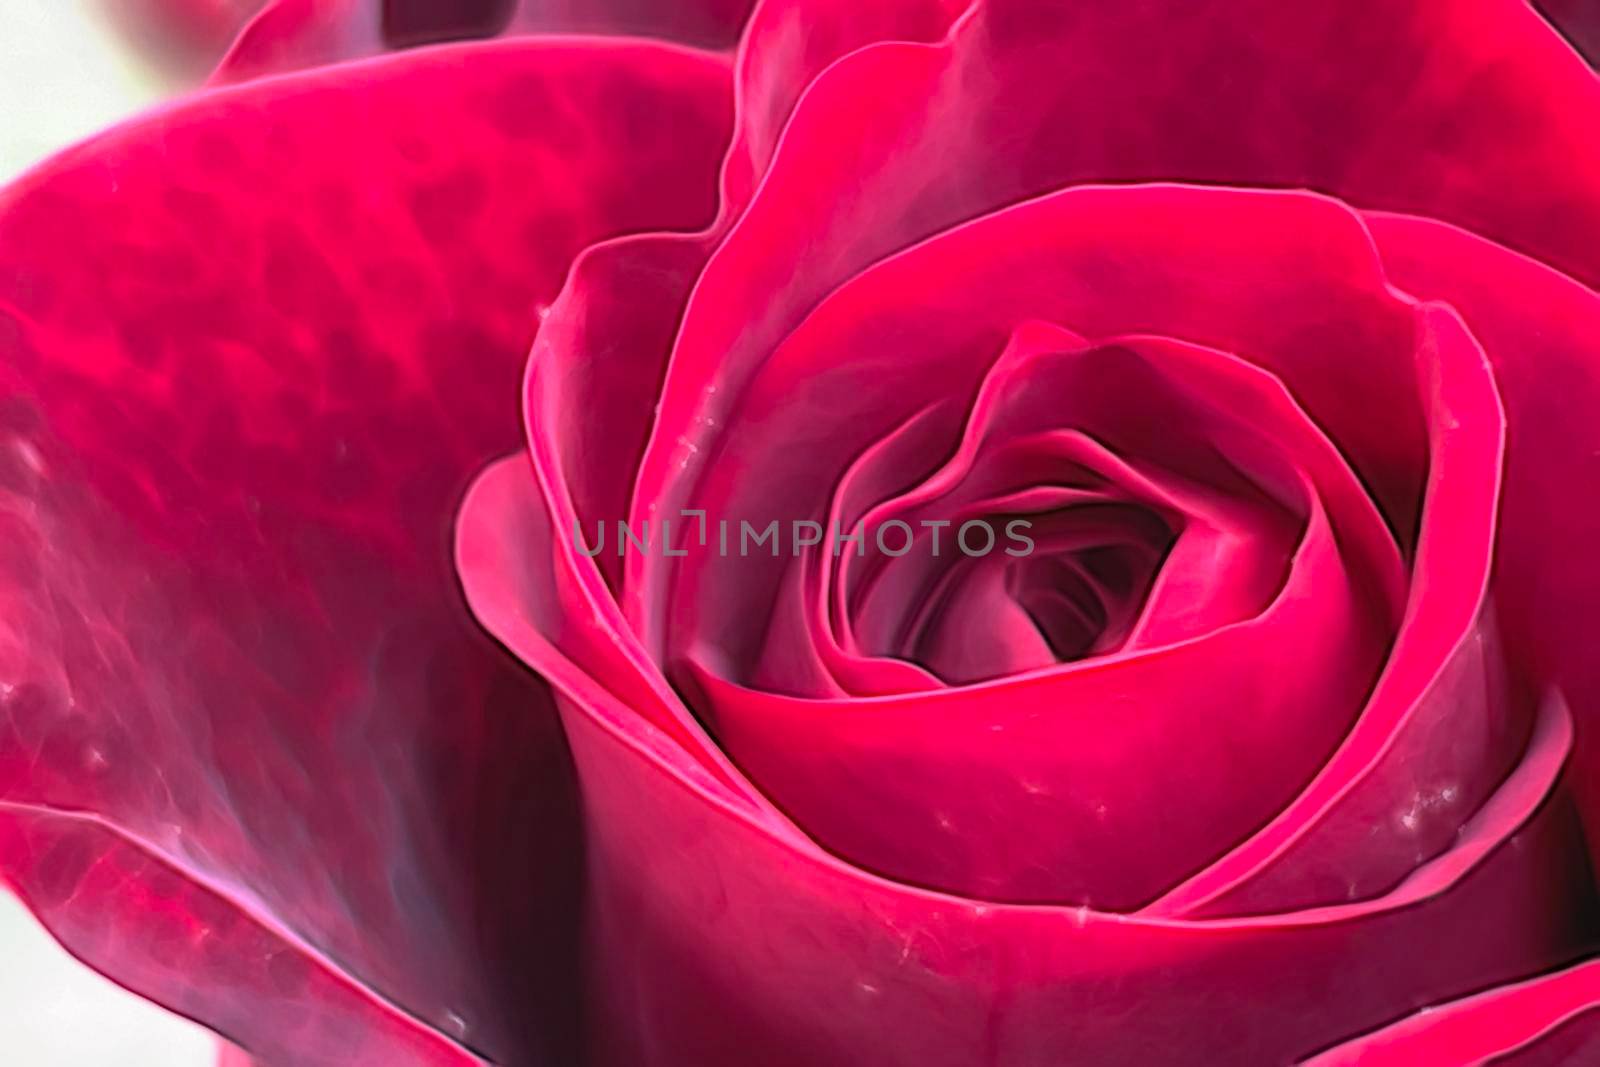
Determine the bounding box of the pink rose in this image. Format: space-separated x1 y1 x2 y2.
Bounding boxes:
3 2 1600 1064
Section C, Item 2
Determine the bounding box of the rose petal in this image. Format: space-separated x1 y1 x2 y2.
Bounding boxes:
719 0 974 207
1146 301 1517 916
452 0 1600 1057
727 318 1397 697
551 681 1573 1067
0 36 731 1063
0 808 482 1066
1303 957 1600 1065
1366 209 1600 931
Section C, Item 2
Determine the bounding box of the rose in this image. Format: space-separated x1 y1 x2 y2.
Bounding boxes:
459 3 1600 1063
2 2 1600 1066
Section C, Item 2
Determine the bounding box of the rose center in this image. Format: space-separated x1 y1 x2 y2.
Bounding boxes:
846 498 1176 684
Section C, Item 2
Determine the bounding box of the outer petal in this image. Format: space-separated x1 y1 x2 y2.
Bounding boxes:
0 37 731 1065
1302 957 1600 1065
1365 211 1600 1031
718 0 974 207
553 688 1591 1067
214 0 758 82
0 809 482 1066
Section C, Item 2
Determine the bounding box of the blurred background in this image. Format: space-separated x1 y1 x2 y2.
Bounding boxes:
2 3 169 183
2 6 222 1062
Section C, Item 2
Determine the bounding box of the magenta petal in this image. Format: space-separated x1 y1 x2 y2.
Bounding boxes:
1367 210 1600 914
526 231 717 596
0 37 730 1063
455 454 763 808
627 180 1435 656
1147 303 1517 916
640 183 1425 670
723 319 1402 696
0 809 482 1066
720 0 972 207
1304 957 1600 1065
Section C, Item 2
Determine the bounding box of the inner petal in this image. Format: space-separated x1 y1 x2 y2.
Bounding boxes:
850 498 1174 685
685 324 1406 906
766 324 1316 697
913 517 1172 683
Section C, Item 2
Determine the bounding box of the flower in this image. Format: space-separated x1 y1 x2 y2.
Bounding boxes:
3 2 1600 1065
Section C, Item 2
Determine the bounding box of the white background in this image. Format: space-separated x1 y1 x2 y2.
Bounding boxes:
2 3 221 1063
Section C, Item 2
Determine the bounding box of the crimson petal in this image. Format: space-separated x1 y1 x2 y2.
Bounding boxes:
0 37 731 1064
1303 957 1600 1064
1367 210 1600 915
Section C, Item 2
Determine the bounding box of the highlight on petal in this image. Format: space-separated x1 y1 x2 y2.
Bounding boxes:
0 34 732 1064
